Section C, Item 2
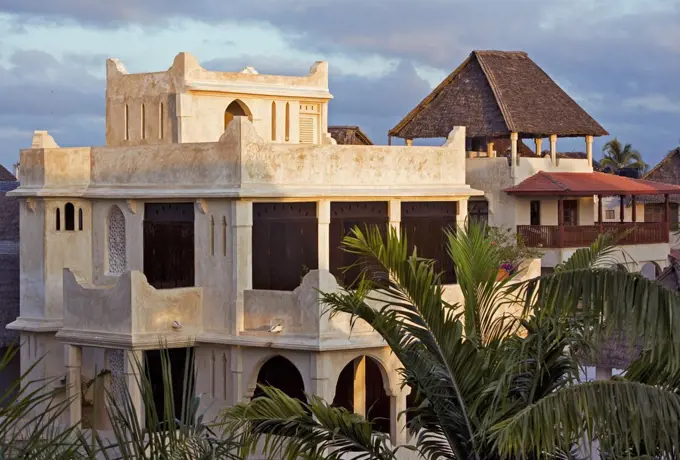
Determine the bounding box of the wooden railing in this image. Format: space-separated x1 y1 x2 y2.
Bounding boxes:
517 222 669 248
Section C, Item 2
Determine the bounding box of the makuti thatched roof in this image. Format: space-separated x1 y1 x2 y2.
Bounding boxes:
634 147 680 204
390 50 608 140
329 126 374 145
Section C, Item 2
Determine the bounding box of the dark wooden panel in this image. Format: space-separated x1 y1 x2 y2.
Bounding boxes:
330 202 388 287
145 203 194 223
143 221 195 289
252 202 318 291
145 348 195 431
401 202 457 284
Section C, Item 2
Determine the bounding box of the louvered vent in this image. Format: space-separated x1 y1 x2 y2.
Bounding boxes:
299 114 317 144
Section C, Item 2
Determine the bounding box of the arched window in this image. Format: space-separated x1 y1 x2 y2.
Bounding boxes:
159 102 164 139
224 100 252 131
78 208 83 231
124 104 129 140
285 102 290 141
271 101 277 141
141 103 146 139
108 205 126 274
64 203 75 231
56 208 61 231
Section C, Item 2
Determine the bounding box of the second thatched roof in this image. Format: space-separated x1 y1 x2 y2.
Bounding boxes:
390 50 608 140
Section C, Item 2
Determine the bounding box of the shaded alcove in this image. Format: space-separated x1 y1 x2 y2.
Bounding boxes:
224 100 253 130
332 356 391 433
252 355 306 403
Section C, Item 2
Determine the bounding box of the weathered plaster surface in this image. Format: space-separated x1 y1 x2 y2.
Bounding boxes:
60 270 202 347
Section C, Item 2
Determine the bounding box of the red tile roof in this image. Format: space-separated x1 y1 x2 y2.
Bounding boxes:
505 171 680 196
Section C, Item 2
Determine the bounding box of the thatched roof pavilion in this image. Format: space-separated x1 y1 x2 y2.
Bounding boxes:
328 126 373 145
389 50 608 167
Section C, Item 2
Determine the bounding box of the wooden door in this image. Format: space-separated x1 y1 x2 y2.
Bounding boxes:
143 203 195 289
562 200 578 226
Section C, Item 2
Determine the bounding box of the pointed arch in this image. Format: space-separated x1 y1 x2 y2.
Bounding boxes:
78 208 83 231
107 205 127 274
224 100 253 130
64 203 75 231
56 208 61 231
253 355 306 403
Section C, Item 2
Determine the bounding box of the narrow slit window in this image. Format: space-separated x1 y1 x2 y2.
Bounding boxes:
78 208 83 231
159 102 164 139
65 203 75 231
285 102 290 141
141 104 146 139
222 216 227 257
124 104 129 140
210 216 215 256
56 208 61 231
271 101 277 141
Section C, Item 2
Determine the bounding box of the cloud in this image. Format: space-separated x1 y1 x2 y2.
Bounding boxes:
623 95 680 114
0 49 104 167
1 0 679 167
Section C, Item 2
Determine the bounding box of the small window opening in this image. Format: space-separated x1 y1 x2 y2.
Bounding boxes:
65 203 75 231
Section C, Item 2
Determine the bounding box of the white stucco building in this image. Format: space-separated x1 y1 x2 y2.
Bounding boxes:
8 52 494 440
7 50 678 439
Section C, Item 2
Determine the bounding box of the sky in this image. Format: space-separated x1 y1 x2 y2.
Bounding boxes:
0 0 679 171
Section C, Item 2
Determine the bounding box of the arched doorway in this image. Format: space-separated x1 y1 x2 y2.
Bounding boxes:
224 100 253 130
253 355 306 403
332 356 390 433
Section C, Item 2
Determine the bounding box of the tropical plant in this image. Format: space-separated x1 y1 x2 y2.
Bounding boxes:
600 138 647 173
221 222 680 460
487 226 543 273
0 345 242 459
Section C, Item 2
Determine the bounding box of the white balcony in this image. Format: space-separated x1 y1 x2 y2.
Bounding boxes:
58 269 203 348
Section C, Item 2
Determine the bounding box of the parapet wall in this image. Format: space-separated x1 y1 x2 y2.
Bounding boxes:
13 120 479 200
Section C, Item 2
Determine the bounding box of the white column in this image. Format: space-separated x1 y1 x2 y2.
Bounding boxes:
586 135 594 168
123 349 144 428
388 200 401 235
510 132 519 166
390 391 408 445
534 138 543 156
64 344 82 428
318 200 331 271
353 357 366 417
231 201 252 334
550 134 558 166
487 140 495 158
457 199 468 228
230 346 243 405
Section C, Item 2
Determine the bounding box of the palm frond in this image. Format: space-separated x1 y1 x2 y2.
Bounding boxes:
221 386 401 460
490 380 680 459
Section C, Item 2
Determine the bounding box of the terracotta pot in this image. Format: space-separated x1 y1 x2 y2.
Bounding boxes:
496 269 509 281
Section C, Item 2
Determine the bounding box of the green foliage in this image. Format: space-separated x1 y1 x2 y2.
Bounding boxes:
0 345 240 459
222 223 680 460
600 137 648 173
486 226 543 272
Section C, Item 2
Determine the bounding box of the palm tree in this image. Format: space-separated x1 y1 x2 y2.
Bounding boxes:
600 138 647 173
0 346 242 459
221 223 680 459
